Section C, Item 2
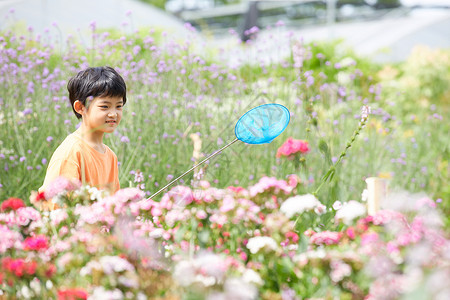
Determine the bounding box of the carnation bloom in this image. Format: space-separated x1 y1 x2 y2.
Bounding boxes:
280 194 320 218
23 235 49 251
2 257 38 277
310 231 343 246
249 176 293 197
276 137 309 158
57 288 88 300
1 198 25 211
44 177 81 199
246 236 278 254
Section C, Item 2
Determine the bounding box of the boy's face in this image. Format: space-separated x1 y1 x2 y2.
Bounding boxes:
82 96 123 133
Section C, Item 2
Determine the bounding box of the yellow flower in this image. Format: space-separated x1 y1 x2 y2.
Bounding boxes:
403 130 414 138
377 172 393 179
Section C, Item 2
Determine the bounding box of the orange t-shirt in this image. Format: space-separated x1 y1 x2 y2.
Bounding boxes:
40 133 120 194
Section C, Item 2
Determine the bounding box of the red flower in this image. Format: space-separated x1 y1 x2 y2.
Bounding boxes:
57 288 88 300
45 264 57 278
35 192 46 202
276 138 310 158
2 258 38 277
1 197 25 212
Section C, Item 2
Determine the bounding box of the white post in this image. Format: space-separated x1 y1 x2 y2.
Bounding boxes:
365 177 388 216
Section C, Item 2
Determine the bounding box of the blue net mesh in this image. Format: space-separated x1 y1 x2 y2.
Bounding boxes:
235 103 290 144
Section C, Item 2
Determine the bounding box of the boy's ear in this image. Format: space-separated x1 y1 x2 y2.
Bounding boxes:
73 100 85 115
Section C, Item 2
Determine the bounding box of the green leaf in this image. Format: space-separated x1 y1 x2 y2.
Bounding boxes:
318 139 332 165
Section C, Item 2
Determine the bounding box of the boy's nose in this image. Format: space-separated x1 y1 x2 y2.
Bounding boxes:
108 112 117 117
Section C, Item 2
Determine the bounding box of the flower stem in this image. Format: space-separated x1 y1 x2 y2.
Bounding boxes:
313 116 369 196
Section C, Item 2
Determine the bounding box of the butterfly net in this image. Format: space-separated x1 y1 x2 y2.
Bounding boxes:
235 103 290 144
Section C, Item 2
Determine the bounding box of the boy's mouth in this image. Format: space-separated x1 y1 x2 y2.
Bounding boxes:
106 120 116 124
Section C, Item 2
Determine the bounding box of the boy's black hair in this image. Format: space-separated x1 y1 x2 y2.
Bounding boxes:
67 66 127 119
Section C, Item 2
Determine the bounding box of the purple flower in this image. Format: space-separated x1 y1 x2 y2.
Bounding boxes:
23 108 32 115
46 136 53 142
120 136 130 143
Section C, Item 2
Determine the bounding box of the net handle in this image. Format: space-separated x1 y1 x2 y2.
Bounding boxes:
142 138 239 202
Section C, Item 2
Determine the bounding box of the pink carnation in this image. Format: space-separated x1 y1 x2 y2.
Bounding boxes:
249 176 293 197
310 231 343 246
23 234 49 251
276 138 309 158
0 224 23 253
44 177 81 199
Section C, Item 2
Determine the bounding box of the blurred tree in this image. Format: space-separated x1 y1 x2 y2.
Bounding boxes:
142 0 167 10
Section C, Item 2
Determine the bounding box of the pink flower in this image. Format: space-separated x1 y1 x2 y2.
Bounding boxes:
287 174 301 187
168 186 193 206
346 227 356 239
310 231 343 246
285 231 299 243
276 137 309 158
371 210 405 226
113 188 145 202
249 176 293 197
220 196 236 213
414 197 436 209
44 177 81 199
196 210 207 219
15 207 41 226
361 232 379 246
23 235 49 251
0 224 22 254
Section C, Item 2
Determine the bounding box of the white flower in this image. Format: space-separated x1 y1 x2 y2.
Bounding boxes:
45 280 53 289
361 106 371 121
280 194 320 218
20 286 32 299
80 261 101 276
332 201 343 210
50 209 68 226
89 287 123 300
118 275 139 288
242 269 263 285
173 260 196 286
173 252 228 288
361 189 369 202
339 57 356 68
314 203 327 215
99 256 135 274
246 236 278 254
223 278 258 300
335 201 366 225
30 278 41 294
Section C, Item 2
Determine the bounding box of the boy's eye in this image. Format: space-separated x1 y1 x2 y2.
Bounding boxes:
100 106 109 109
117 105 123 109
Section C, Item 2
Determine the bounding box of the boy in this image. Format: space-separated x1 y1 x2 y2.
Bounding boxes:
40 66 126 194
